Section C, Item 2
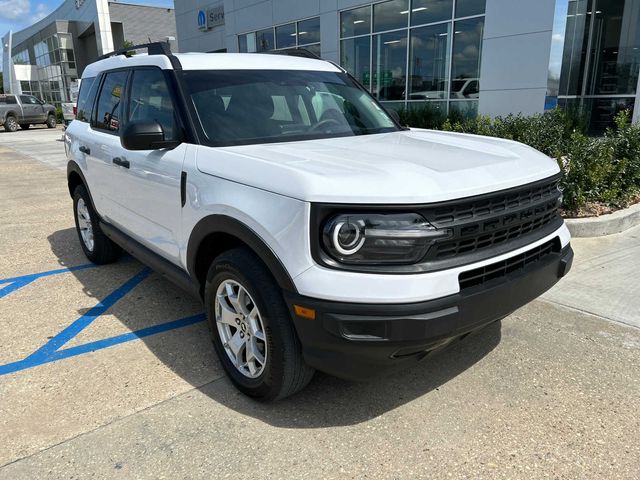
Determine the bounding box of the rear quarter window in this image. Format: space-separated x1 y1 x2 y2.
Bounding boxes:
76 77 98 123
0 95 17 105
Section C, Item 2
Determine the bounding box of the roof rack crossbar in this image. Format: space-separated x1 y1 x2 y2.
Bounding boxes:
97 41 172 61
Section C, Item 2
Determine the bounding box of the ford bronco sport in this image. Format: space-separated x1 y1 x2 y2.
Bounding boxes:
65 43 573 401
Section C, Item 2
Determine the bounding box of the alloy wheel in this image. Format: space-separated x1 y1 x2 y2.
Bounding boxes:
215 279 268 378
76 198 94 251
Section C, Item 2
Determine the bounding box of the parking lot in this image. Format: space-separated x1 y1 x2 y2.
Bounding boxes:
1 128 639 479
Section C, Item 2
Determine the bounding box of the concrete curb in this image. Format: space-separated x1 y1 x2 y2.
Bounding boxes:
565 202 640 237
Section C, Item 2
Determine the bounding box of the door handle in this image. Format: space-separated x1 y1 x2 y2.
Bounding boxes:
79 145 91 155
112 157 130 169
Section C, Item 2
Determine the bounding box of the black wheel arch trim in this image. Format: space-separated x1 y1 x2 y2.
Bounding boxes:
187 215 297 293
67 161 97 211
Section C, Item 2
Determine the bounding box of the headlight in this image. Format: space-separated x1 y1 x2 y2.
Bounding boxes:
322 213 450 265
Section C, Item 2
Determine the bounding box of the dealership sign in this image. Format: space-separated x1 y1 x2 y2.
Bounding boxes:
198 5 224 31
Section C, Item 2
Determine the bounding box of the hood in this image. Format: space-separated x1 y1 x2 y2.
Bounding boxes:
195 129 560 204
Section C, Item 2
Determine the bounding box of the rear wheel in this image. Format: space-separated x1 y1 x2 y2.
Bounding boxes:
4 115 18 132
19 124 30 130
46 114 57 128
73 184 121 264
205 248 314 401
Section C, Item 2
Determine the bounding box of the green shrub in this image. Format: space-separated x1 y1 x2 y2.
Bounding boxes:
397 105 639 214
56 107 64 123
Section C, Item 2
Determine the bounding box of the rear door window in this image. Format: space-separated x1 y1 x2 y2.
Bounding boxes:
76 77 99 123
94 71 128 133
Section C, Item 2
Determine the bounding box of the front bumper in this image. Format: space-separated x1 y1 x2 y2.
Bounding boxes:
285 244 573 380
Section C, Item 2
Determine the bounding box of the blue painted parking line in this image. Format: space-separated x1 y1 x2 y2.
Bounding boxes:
0 263 98 300
0 265 206 376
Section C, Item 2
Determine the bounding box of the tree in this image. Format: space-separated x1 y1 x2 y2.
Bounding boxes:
122 40 136 58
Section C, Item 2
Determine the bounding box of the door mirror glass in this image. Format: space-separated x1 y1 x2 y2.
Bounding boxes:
121 120 181 150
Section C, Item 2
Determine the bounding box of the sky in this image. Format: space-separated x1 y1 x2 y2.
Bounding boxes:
0 0 174 69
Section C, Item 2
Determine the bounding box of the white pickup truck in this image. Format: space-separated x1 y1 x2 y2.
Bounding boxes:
0 93 57 132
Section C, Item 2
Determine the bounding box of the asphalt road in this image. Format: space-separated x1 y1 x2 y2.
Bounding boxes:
0 130 639 479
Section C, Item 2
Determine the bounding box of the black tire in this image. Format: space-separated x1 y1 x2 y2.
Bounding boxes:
4 115 18 132
204 248 314 401
72 184 122 264
20 124 31 130
46 114 57 128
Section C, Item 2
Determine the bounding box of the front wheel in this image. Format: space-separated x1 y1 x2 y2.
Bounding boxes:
72 185 122 264
205 248 314 401
46 114 56 128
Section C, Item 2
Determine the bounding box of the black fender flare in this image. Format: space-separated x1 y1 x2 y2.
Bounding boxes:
187 215 297 293
67 160 97 211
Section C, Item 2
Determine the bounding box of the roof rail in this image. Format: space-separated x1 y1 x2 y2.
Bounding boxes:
264 48 321 60
97 41 172 61
263 48 346 73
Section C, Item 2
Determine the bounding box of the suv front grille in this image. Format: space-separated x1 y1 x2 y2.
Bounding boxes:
311 174 564 274
420 175 563 263
459 238 561 290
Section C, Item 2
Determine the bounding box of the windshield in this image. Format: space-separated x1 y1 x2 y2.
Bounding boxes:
179 70 399 146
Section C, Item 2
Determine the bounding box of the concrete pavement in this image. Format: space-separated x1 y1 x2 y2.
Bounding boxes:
542 225 640 329
0 130 639 479
0 125 67 170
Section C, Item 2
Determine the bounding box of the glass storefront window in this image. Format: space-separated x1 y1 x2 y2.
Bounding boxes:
411 0 454 26
256 28 275 52
450 17 484 98
585 1 640 96
449 99 479 117
341 36 371 89
408 22 451 100
240 17 320 55
372 30 408 100
298 17 320 45
373 0 409 33
276 23 296 49
238 32 257 53
12 50 30 65
557 0 640 133
340 0 486 115
455 0 486 18
341 6 371 37
559 0 590 96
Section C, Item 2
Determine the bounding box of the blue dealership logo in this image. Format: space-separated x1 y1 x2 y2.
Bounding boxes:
197 10 207 30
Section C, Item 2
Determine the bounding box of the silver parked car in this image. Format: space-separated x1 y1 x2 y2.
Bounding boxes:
0 94 57 132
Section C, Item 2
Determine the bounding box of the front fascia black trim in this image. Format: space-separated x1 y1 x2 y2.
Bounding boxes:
284 245 573 380
310 173 563 274
100 221 201 299
186 215 297 292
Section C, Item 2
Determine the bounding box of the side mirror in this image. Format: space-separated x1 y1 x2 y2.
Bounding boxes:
121 120 180 150
386 107 401 124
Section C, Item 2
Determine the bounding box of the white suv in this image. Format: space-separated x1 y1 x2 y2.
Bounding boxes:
65 44 573 401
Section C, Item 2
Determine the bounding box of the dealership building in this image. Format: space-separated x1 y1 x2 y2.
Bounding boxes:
175 0 640 133
2 0 176 105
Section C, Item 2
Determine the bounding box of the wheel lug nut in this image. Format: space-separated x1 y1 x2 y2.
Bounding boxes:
240 332 245 338
235 318 241 325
